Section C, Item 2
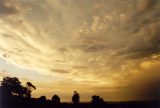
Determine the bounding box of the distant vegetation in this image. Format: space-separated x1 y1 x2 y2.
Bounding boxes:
0 76 159 108
0 76 105 108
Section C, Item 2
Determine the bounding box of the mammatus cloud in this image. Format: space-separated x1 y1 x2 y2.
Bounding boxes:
0 0 18 15
0 0 159 101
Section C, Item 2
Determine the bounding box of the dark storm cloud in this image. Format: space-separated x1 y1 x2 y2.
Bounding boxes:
51 69 70 74
58 48 69 53
72 65 87 69
0 0 18 15
71 33 113 52
73 44 107 52
2 53 9 58
121 0 160 59
117 28 160 59
137 0 157 13
127 0 160 32
70 0 160 59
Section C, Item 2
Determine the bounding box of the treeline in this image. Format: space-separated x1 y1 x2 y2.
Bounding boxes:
0 76 105 108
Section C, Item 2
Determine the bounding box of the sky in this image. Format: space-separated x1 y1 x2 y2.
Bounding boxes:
0 0 160 102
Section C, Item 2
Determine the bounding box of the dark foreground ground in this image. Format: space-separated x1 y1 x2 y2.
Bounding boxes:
1 100 160 108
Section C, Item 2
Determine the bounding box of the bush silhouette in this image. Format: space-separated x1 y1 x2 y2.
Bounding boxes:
38 96 46 102
52 94 61 104
72 91 80 104
91 95 104 106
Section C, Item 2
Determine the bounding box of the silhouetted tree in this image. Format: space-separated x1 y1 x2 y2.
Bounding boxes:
25 82 36 98
72 91 80 104
21 86 31 98
1 77 35 98
91 95 104 106
39 96 46 101
1 77 23 96
38 96 46 104
52 94 61 104
26 82 36 90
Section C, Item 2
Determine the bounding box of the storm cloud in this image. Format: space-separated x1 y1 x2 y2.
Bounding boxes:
0 0 18 15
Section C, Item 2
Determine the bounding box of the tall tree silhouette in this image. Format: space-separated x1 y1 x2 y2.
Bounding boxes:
72 91 80 104
52 94 61 104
